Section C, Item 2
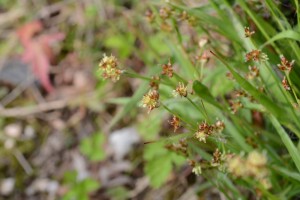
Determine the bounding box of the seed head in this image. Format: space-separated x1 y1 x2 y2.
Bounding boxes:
141 90 160 113
99 54 122 82
145 9 155 23
162 60 173 77
178 11 188 21
229 100 243 114
173 82 188 97
282 76 290 90
247 151 267 168
192 165 202 176
214 120 225 133
198 38 208 48
278 55 294 72
246 65 259 80
244 27 255 38
245 50 268 62
211 149 222 166
246 151 268 179
194 121 214 143
227 154 247 177
159 7 171 19
149 76 160 90
169 115 180 132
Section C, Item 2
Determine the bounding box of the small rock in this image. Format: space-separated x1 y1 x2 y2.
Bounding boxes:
23 125 35 139
4 124 21 138
109 127 140 160
0 178 15 195
26 178 59 195
4 139 15 150
72 153 89 181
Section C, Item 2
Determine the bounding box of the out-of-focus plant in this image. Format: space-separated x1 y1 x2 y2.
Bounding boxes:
62 171 100 200
79 132 106 162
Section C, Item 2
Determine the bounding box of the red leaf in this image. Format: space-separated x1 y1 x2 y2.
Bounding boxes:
17 20 64 93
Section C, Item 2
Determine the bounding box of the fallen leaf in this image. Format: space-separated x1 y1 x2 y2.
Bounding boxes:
17 20 64 93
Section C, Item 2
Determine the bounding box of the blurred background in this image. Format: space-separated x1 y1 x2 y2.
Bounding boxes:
0 0 204 199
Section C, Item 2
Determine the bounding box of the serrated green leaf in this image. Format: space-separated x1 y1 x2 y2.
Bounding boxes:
144 142 185 188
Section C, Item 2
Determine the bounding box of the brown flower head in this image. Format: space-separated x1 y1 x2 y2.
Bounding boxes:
173 82 188 97
278 55 294 72
214 120 225 133
178 11 188 21
245 50 268 62
244 27 255 38
141 90 160 113
159 7 171 19
99 54 122 82
246 65 259 80
194 121 214 143
145 9 155 23
165 139 187 156
169 115 180 132
229 100 243 114
149 76 160 90
282 76 290 90
211 148 223 167
162 59 173 77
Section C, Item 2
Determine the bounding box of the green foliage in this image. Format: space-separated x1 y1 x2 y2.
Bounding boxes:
144 142 185 188
62 171 100 200
106 186 129 200
80 132 106 161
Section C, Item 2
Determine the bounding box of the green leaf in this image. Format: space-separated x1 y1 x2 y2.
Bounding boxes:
272 165 300 182
63 171 78 184
137 111 162 141
82 178 100 193
192 80 222 109
269 115 300 172
261 30 300 49
104 34 134 59
80 133 106 161
106 186 129 200
144 142 185 188
144 154 172 188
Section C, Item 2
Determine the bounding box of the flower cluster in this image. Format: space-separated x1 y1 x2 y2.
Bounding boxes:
159 7 172 19
98 54 122 82
244 27 255 38
226 151 271 189
161 60 173 77
229 100 243 114
277 55 294 72
211 148 226 171
246 65 259 80
282 76 290 90
165 139 188 156
145 9 155 23
245 50 268 62
168 115 180 132
173 82 188 97
149 76 160 90
194 120 225 143
194 121 213 143
188 160 202 176
141 90 160 113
